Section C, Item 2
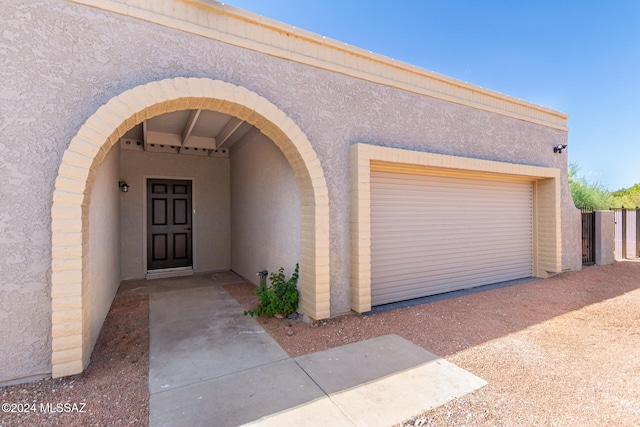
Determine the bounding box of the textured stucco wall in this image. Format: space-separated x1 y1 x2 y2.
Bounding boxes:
230 131 301 287
0 0 578 383
562 179 582 273
88 145 121 352
119 149 230 279
595 210 615 266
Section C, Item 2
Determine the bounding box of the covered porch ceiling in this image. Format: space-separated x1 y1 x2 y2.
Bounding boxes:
119 109 259 157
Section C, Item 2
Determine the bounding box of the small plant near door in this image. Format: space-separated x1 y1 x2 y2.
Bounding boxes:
244 264 299 317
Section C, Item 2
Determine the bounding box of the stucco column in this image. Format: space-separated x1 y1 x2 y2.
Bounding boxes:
595 210 615 266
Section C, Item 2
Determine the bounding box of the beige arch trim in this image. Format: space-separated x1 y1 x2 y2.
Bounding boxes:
51 77 331 378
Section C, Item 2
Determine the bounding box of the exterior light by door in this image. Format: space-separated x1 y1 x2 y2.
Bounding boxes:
119 181 129 192
553 144 567 154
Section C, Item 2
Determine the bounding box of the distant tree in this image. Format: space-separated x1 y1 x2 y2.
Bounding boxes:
610 183 640 208
568 162 611 210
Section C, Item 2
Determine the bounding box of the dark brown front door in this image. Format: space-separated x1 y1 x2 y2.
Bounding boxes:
147 179 193 270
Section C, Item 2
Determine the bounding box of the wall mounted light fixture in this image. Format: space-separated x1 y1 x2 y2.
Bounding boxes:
553 144 568 154
118 181 129 192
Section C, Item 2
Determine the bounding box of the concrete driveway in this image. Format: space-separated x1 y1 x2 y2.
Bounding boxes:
143 273 486 426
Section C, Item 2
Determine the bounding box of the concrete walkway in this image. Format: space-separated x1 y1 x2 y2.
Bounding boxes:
143 273 486 427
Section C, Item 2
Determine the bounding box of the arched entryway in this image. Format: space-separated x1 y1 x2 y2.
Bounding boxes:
51 78 330 378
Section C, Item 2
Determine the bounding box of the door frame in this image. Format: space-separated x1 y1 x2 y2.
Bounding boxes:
142 175 197 277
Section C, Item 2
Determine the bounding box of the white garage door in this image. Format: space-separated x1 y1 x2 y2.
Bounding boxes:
371 169 533 306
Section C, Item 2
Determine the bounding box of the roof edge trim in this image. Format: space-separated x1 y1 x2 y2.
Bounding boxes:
69 0 569 131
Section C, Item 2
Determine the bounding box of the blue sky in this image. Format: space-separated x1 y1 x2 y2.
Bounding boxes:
222 0 640 191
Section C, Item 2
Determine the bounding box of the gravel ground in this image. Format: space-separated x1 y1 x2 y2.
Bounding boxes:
0 295 149 427
226 261 640 426
2 261 639 426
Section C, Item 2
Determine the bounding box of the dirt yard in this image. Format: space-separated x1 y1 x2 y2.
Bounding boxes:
0 295 149 427
1 261 639 426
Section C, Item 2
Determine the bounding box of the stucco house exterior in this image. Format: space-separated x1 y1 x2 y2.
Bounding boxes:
0 0 581 386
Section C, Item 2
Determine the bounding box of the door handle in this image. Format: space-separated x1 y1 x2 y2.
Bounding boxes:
185 227 192 231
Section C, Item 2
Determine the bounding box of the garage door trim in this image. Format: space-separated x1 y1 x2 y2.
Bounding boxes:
350 143 562 313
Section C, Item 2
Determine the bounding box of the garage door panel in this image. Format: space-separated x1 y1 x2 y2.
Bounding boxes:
376 271 529 295
371 257 531 280
371 248 533 269
373 263 532 289
370 216 533 228
372 174 529 188
376 266 530 287
371 242 532 260
371 230 532 247
372 203 531 210
371 169 533 306
372 184 528 191
373 206 531 214
372 252 533 267
371 186 531 202
371 186 531 197
373 270 529 305
371 236 532 248
371 229 533 242
372 200 530 209
372 228 527 237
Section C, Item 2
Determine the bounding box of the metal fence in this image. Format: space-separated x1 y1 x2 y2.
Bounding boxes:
612 207 640 260
581 210 595 264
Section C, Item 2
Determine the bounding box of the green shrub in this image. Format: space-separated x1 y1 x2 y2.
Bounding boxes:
244 264 299 317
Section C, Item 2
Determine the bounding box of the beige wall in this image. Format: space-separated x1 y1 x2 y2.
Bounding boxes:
1 0 578 384
88 145 121 351
595 211 615 266
230 131 301 286
119 149 230 279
